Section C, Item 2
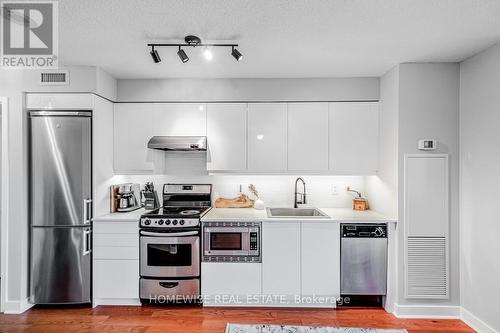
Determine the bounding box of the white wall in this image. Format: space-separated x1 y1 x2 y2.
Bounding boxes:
117 78 379 102
459 43 500 332
112 173 366 209
0 72 30 313
365 66 399 219
397 63 460 307
21 67 117 101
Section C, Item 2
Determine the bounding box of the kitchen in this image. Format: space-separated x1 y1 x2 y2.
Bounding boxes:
0 1 499 333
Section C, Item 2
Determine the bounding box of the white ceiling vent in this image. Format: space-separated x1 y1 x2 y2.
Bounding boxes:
39 70 69 85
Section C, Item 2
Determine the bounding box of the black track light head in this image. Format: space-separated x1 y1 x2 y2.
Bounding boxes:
150 47 161 63
231 47 243 61
177 47 189 63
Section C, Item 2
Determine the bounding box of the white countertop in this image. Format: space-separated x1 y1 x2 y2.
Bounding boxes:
93 207 396 223
318 208 396 223
201 207 268 221
201 207 396 223
92 208 146 222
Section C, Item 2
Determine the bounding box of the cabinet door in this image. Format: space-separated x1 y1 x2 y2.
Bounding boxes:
329 102 379 174
248 103 287 171
301 222 340 299
262 222 301 302
206 103 247 171
152 103 206 136
113 103 154 172
287 103 329 171
94 259 139 299
201 263 261 306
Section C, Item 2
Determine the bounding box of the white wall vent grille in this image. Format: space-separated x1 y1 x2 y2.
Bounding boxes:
39 70 69 85
406 236 448 299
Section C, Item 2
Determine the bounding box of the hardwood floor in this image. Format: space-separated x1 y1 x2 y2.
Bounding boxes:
0 306 474 333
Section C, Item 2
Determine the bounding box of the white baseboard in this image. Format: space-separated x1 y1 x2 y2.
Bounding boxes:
93 298 141 306
393 303 460 318
3 298 33 314
461 307 498 333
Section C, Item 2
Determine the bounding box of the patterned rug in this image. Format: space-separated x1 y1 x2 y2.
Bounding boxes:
225 324 408 333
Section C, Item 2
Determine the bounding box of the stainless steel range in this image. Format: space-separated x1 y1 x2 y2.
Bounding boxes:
139 184 211 304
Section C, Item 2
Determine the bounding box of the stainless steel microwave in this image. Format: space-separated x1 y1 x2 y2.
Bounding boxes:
202 221 261 262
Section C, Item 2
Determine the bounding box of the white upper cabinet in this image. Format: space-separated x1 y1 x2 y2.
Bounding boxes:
151 103 206 136
329 102 379 174
247 103 287 171
287 103 329 171
206 103 247 171
113 103 154 172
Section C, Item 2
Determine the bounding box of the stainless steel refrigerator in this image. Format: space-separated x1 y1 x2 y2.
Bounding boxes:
29 110 92 304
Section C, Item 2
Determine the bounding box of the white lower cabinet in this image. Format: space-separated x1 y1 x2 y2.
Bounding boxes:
301 222 340 304
261 221 339 307
94 260 139 301
93 221 140 305
262 222 301 305
201 263 262 306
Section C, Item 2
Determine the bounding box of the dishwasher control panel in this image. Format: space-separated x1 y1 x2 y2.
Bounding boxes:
341 224 387 238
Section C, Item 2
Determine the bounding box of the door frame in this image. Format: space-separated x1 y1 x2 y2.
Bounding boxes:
0 96 9 313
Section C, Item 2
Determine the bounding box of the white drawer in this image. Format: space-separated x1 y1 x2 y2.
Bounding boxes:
94 233 138 247
94 246 139 260
94 222 138 234
26 93 94 110
94 259 139 299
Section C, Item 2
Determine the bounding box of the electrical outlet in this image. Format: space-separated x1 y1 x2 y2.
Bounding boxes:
332 185 339 195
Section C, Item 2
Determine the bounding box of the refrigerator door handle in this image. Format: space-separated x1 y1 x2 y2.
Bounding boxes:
83 230 92 256
83 199 92 224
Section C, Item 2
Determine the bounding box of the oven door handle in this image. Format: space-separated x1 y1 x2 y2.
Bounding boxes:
140 230 199 237
159 282 179 289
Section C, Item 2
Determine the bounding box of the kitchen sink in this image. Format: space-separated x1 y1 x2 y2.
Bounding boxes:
266 207 329 219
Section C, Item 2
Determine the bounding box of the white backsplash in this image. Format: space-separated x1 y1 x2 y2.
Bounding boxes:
111 174 366 208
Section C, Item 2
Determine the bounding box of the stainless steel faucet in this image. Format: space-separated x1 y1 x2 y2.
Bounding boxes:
294 177 306 208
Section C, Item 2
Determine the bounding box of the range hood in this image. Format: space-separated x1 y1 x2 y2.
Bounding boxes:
147 136 207 151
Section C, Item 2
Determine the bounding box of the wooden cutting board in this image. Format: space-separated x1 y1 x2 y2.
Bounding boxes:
215 194 255 208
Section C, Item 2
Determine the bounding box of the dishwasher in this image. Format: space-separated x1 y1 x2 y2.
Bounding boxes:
340 224 387 295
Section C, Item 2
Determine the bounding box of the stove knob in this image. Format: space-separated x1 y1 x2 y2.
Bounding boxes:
172 219 178 225
165 219 171 225
158 219 164 225
179 219 185 225
144 219 151 226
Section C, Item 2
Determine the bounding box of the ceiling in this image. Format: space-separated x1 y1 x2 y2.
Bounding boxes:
58 0 500 79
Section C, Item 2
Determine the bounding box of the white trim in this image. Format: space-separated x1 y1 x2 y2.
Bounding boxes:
461 307 499 333
0 97 9 313
93 298 141 306
3 298 33 314
393 303 460 319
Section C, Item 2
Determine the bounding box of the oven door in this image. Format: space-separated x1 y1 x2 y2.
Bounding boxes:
140 230 200 278
203 227 250 256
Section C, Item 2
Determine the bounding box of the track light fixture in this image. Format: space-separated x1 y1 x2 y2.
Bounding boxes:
150 46 161 63
231 46 243 61
148 35 242 64
177 46 189 63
